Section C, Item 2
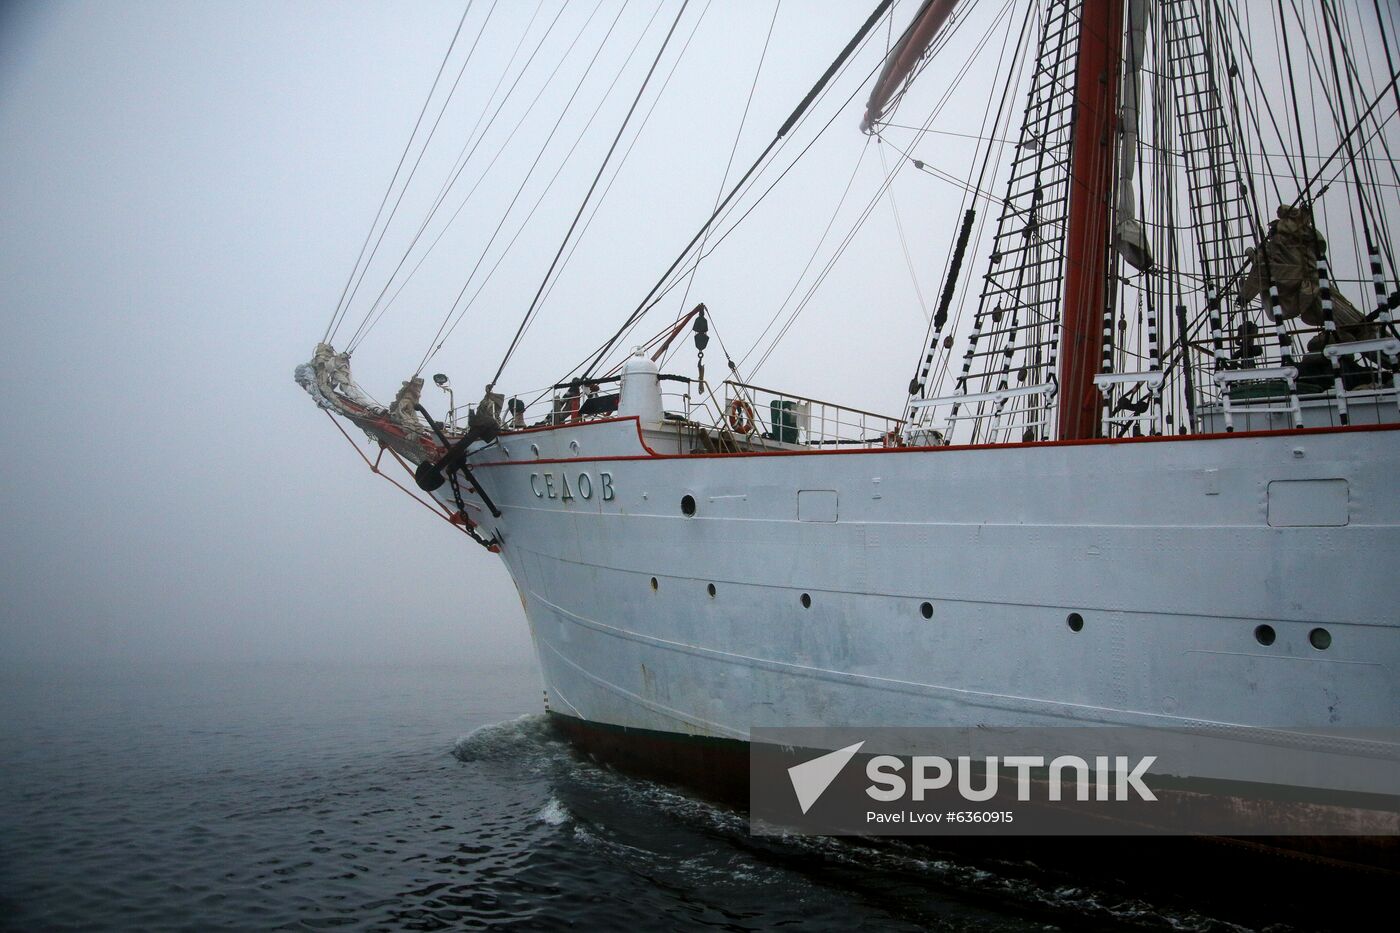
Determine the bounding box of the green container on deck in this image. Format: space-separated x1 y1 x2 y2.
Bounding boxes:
769 400 798 443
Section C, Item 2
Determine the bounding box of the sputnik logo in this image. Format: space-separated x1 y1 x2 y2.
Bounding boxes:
787 741 865 814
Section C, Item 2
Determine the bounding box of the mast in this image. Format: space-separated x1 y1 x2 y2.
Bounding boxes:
1057 0 1124 440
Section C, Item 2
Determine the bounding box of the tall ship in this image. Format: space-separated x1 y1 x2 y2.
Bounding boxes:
300 0 1399 832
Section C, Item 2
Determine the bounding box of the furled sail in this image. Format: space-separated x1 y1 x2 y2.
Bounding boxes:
1114 0 1152 271
860 0 960 132
295 342 376 413
1238 204 1374 346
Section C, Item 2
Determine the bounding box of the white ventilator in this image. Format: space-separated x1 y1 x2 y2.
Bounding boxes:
617 349 665 425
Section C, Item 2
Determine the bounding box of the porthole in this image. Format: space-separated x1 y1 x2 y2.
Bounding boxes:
920 602 933 620
707 583 717 598
681 495 696 516
1066 612 1084 632
800 593 811 609
1309 627 1332 650
529 443 540 458
1254 624 1276 647
650 577 658 591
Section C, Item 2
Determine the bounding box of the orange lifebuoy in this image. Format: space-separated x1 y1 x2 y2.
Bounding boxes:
726 398 756 435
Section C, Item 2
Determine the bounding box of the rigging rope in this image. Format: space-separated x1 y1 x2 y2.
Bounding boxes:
879 142 932 322
326 1 473 345
749 0 1020 382
490 0 695 391
673 1 782 322
552 0 842 373
598 0 781 378
1275 0 1311 198
350 0 621 355
408 0 531 249
1292 66 1400 211
554 3 912 392
422 0 697 372
576 0 898 383
401 2 671 370
901 0 1026 419
346 0 571 353
745 120 940 377
405 0 630 373
531 42 885 411
338 1 504 348
738 139 873 374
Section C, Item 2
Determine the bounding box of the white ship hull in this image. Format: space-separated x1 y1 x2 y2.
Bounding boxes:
297 0 1400 894
455 417 1400 774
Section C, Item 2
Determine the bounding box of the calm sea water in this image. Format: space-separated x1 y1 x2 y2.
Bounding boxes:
0 660 1262 931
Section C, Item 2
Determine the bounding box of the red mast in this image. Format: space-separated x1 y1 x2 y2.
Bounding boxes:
1057 0 1124 440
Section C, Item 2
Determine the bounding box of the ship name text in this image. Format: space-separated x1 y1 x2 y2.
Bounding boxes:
529 471 614 502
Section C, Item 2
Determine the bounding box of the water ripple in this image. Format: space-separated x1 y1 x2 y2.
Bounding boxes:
0 664 1288 931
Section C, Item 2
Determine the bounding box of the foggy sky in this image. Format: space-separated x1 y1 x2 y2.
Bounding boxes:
0 0 959 667
3 0 1391 667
